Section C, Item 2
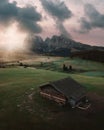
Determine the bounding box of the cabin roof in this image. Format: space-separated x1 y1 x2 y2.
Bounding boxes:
40 77 86 101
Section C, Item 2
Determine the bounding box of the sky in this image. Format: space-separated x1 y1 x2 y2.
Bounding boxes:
0 0 104 51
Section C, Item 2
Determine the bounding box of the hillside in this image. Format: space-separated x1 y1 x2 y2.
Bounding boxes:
71 50 104 62
0 65 104 130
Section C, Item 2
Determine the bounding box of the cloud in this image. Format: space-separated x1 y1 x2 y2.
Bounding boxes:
56 20 72 37
78 17 92 33
40 0 72 21
17 6 42 33
0 0 17 25
40 0 72 37
79 3 104 33
0 0 8 4
0 0 42 33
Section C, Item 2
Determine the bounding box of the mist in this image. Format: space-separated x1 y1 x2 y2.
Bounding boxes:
0 0 43 60
0 22 33 61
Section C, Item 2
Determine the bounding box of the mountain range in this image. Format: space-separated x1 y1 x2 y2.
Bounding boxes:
30 35 104 57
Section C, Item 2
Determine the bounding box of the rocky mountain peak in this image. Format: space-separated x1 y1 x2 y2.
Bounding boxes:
30 35 103 56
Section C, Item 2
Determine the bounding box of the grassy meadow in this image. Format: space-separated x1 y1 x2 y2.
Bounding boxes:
0 57 104 130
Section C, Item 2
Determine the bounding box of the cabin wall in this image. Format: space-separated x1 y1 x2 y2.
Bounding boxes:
40 85 67 105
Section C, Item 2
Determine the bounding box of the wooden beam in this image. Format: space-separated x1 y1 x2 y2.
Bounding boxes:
40 91 66 102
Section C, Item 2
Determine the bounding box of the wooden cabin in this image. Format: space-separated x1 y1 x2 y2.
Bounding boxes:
39 77 87 108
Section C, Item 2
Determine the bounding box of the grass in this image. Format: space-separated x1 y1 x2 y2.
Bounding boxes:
33 57 104 72
81 71 104 77
66 58 104 71
0 57 104 130
0 68 69 130
71 74 104 95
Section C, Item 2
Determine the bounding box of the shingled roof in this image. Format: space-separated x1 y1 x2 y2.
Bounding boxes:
49 77 86 101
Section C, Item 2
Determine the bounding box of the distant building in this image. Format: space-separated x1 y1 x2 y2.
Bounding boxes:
39 77 87 108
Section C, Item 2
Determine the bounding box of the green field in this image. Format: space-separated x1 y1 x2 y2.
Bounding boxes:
0 58 104 130
31 57 104 72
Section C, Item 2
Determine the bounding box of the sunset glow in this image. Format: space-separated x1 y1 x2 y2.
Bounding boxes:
0 23 27 51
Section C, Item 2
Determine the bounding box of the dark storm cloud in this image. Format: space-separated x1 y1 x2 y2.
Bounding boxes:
0 0 8 4
79 3 104 33
79 17 92 33
0 0 17 25
40 0 72 37
17 6 42 33
0 0 42 33
40 0 72 21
